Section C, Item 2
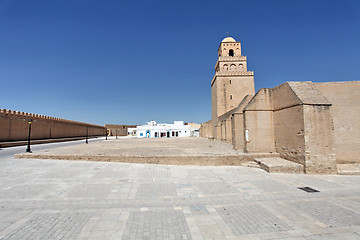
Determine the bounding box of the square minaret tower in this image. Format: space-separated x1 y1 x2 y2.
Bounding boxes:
211 37 255 135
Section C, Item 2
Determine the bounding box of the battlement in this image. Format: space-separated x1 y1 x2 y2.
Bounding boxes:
211 71 254 86
0 109 103 128
216 71 254 76
218 56 247 61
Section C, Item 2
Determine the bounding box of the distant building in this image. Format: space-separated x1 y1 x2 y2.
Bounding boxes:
129 121 191 138
105 124 137 137
186 122 201 137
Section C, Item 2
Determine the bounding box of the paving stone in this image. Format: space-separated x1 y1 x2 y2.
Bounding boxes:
216 205 292 235
292 200 360 227
0 143 360 240
121 210 191 240
1 211 93 240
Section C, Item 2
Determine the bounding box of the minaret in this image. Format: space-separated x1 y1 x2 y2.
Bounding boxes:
211 36 255 138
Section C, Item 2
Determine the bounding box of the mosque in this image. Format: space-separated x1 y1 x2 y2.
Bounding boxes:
200 36 360 174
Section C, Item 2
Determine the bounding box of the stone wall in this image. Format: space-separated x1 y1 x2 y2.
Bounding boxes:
272 82 336 174
315 81 360 164
199 120 212 139
243 89 275 153
272 83 308 165
203 81 348 174
0 109 106 142
273 105 305 165
230 95 253 151
302 105 337 174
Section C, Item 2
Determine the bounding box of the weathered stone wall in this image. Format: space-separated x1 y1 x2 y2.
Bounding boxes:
0 109 106 142
220 121 226 141
225 118 232 143
243 89 275 153
272 83 307 165
217 111 232 143
303 105 337 174
315 81 360 164
244 110 275 153
231 95 253 151
231 113 244 151
199 120 212 139
273 105 305 165
271 82 336 174
211 77 219 140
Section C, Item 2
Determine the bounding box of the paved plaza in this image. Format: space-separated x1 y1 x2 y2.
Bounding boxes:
1 140 360 239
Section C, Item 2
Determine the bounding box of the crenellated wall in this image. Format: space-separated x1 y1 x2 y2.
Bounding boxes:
0 109 106 142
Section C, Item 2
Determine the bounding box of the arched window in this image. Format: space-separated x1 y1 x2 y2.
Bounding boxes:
223 64 228 70
230 64 236 71
230 95 233 100
229 49 234 56
239 64 243 70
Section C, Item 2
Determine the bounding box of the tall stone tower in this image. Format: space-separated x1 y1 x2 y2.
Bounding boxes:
211 37 255 138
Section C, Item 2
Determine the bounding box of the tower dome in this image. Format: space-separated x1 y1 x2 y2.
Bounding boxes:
221 37 236 42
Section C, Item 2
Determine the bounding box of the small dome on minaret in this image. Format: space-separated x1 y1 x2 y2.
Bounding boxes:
221 37 236 42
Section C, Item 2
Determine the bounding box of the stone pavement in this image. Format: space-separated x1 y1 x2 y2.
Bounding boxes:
1 155 360 239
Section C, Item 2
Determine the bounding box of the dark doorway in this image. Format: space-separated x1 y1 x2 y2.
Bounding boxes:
229 49 234 56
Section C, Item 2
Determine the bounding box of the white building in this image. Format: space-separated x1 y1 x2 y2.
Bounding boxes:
128 120 191 138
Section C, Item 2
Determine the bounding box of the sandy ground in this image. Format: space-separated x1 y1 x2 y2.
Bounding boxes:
27 137 243 157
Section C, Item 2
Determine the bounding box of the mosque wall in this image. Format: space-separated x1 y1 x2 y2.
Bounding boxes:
302 104 337 174
273 105 305 165
315 81 360 164
231 113 244 151
201 37 360 173
199 120 212 138
225 118 232 143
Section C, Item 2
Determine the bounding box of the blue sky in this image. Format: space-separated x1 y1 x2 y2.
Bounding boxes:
1 0 359 125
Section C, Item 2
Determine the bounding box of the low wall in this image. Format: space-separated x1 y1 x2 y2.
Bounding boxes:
0 109 106 142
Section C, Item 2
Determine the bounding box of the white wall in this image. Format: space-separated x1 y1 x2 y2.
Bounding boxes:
135 121 191 138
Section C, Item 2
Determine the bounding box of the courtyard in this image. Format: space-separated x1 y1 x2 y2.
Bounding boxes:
0 138 360 239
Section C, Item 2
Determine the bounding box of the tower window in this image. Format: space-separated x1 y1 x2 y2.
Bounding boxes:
230 95 233 100
229 80 231 84
229 49 234 56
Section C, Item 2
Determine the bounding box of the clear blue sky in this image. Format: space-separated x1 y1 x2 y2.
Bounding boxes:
1 0 359 125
